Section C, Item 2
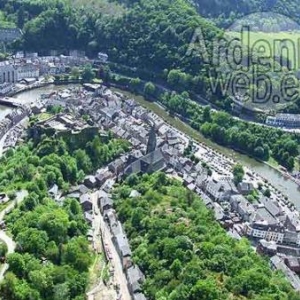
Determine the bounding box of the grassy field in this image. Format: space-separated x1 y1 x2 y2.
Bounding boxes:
71 0 126 18
226 30 300 69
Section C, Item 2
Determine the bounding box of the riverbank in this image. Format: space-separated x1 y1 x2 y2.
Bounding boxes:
7 81 52 97
111 86 300 206
3 82 299 205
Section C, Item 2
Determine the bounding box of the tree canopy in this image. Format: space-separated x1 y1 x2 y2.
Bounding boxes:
113 172 300 300
0 131 129 300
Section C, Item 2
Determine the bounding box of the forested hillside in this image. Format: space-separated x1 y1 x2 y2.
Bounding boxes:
0 0 297 106
192 0 300 26
0 133 129 300
114 172 300 300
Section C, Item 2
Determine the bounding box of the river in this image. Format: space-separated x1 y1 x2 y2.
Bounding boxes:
0 105 11 120
111 87 300 208
2 84 299 208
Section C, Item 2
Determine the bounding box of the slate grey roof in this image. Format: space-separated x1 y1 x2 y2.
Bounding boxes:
109 158 124 172
230 194 255 216
100 197 113 209
253 207 278 225
259 239 278 251
259 197 281 217
79 184 89 194
80 194 92 205
125 99 137 108
115 231 132 257
133 293 147 300
111 220 123 236
270 255 300 291
126 265 145 293
84 212 93 224
84 175 97 187
125 148 165 175
141 148 164 165
98 190 109 199
238 182 254 192
286 257 300 269
183 175 194 185
105 208 118 227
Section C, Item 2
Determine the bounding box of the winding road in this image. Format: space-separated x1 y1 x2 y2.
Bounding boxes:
0 190 28 281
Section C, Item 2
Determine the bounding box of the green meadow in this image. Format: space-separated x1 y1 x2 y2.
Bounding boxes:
226 31 300 69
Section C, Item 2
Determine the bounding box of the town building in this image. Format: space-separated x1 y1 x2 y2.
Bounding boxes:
245 221 285 243
98 52 108 62
266 114 300 128
0 62 39 83
0 28 22 43
126 265 146 298
125 148 166 175
285 257 300 274
79 194 93 212
205 179 238 202
230 195 255 222
237 181 254 195
111 221 132 269
270 255 300 291
84 175 97 189
99 192 113 214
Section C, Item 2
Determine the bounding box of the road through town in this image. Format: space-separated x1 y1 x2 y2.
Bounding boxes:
90 191 131 300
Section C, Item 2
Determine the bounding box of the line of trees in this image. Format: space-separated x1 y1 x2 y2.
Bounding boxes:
101 68 299 172
159 91 299 170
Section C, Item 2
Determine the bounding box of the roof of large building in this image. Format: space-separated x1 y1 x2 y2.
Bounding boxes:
126 265 145 293
252 207 279 225
270 255 300 291
133 293 147 300
231 194 255 215
115 228 132 257
100 197 113 209
79 194 92 205
259 197 281 217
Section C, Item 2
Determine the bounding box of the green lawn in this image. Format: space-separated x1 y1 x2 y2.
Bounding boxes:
226 31 300 69
37 113 52 121
71 0 126 17
0 201 10 212
88 253 104 290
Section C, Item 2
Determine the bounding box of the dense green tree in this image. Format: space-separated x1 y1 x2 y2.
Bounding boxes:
144 82 156 98
62 237 91 272
0 242 8 257
232 164 244 184
81 64 95 83
16 228 48 256
7 253 26 278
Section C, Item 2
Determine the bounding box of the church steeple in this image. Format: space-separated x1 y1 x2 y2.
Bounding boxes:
146 124 156 154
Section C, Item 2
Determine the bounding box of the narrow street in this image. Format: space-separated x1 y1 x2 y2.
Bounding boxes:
88 191 131 300
0 232 15 281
